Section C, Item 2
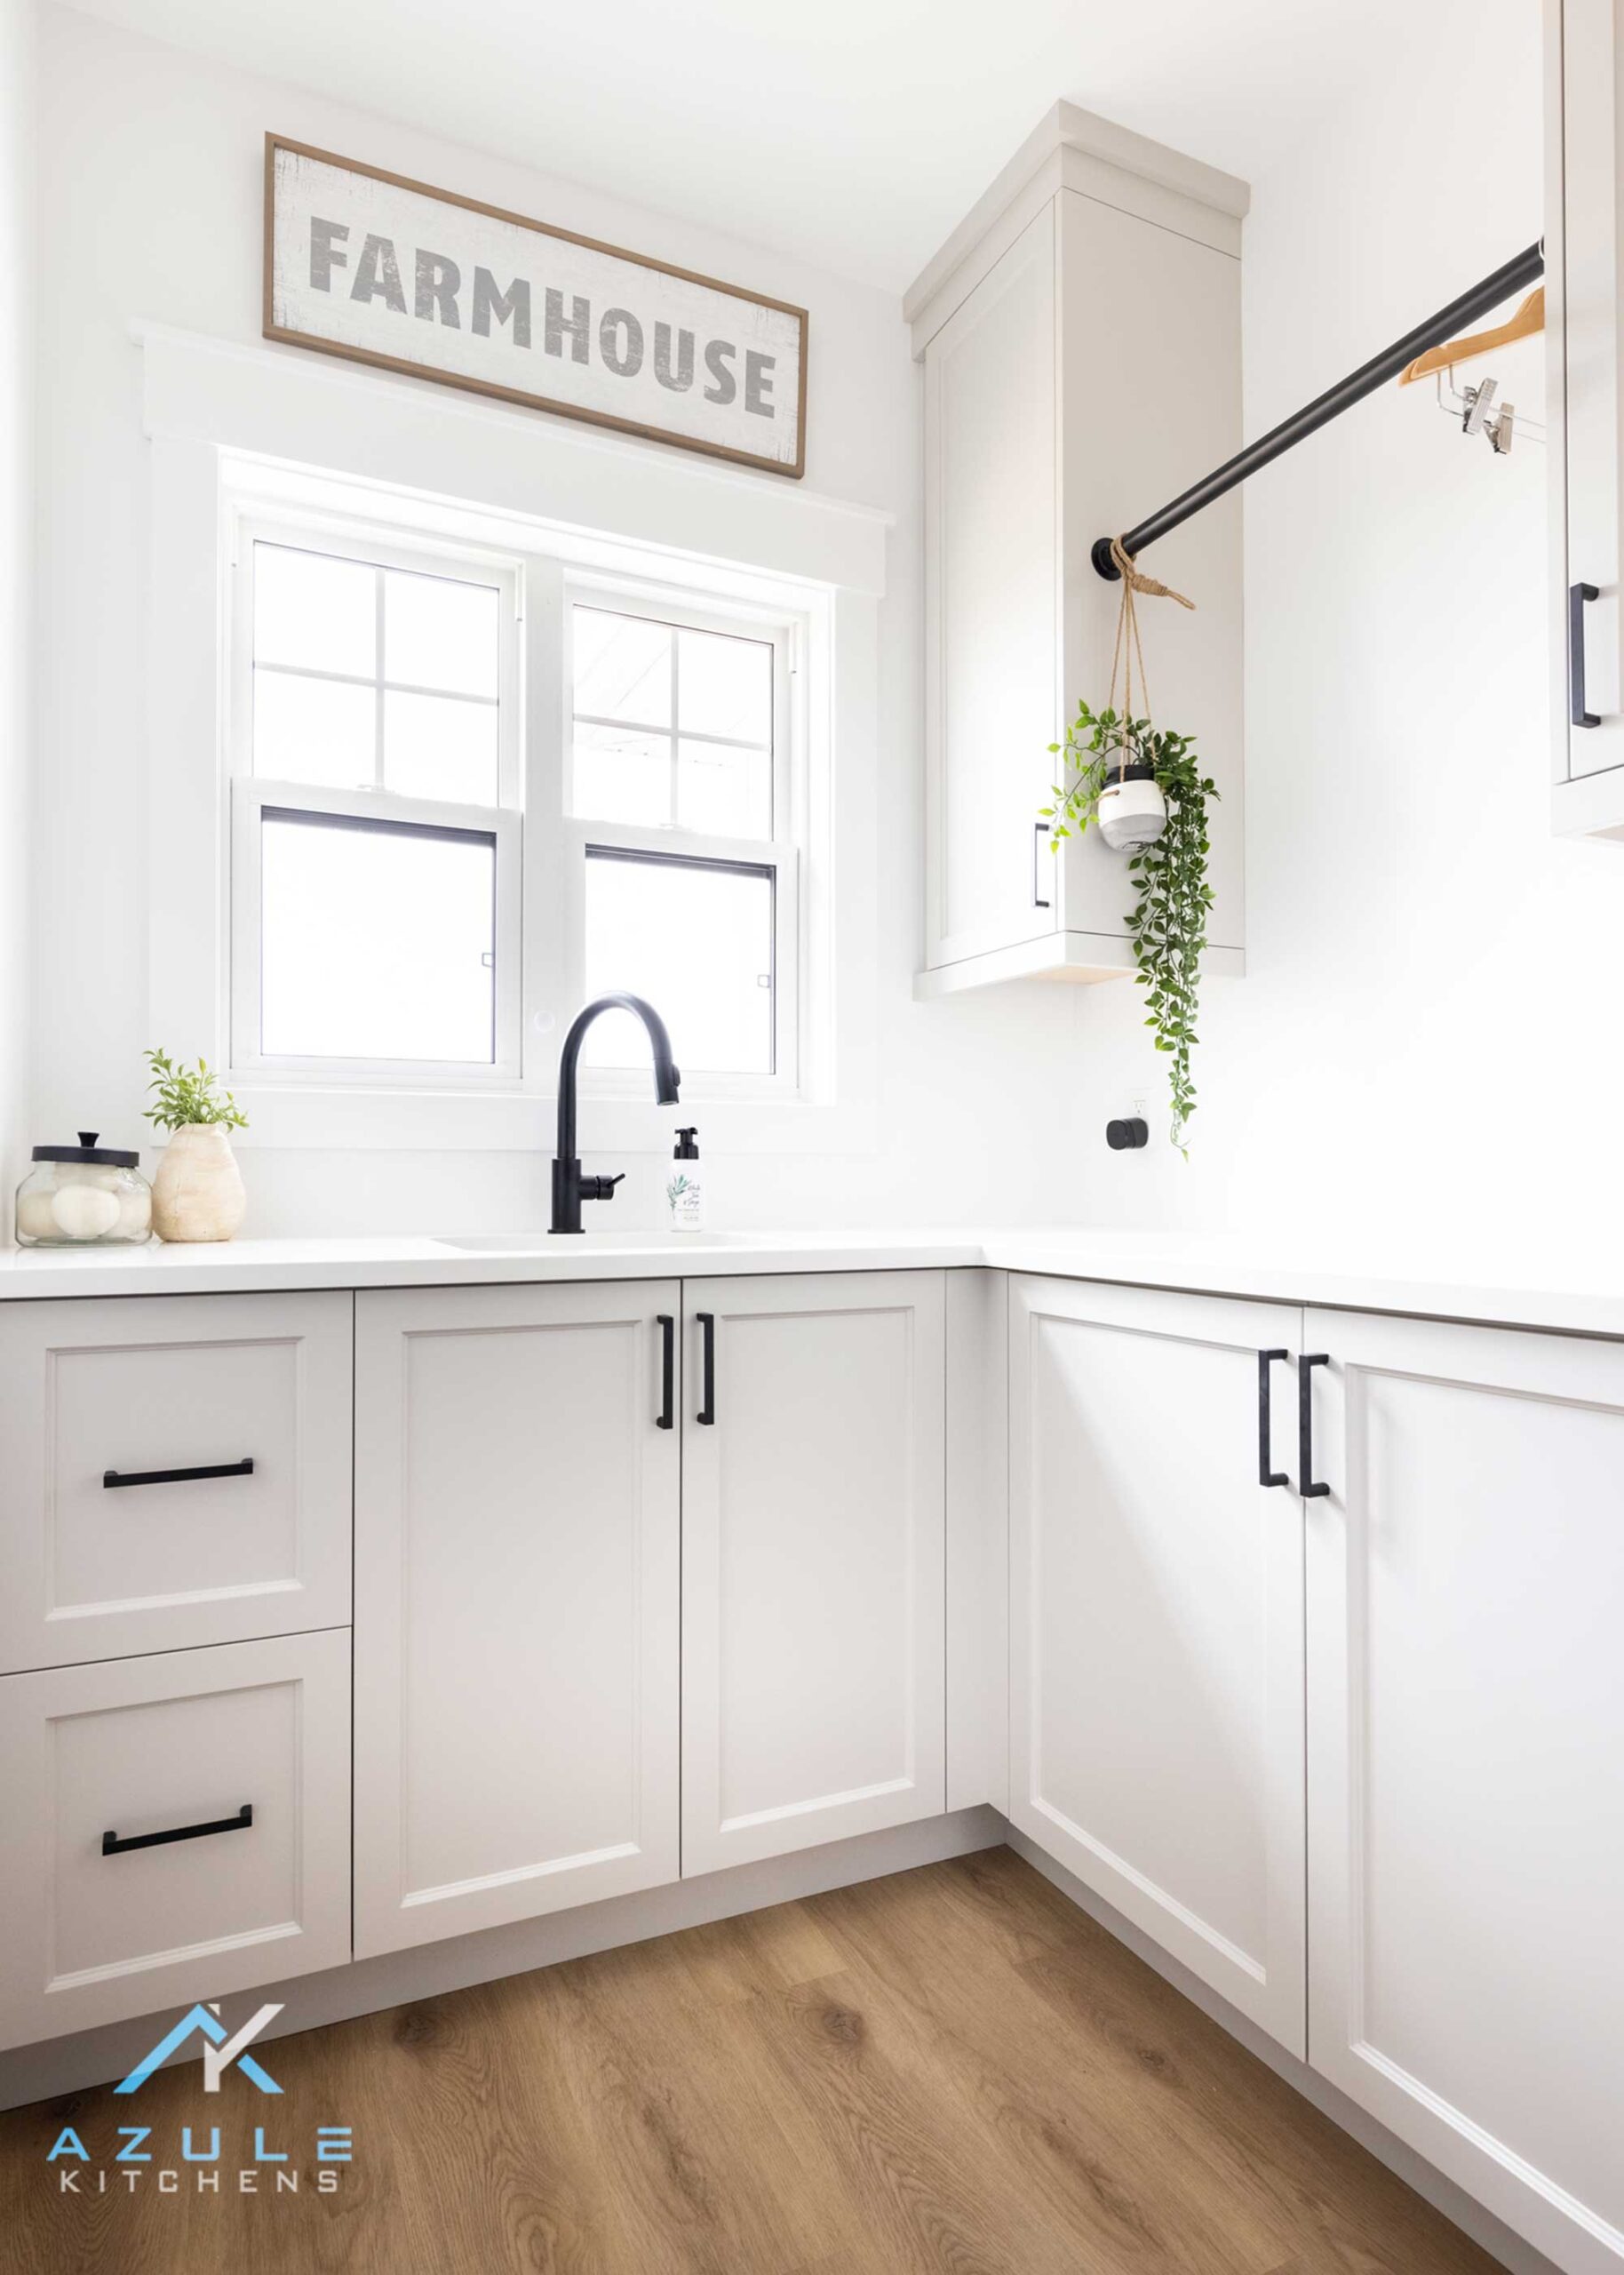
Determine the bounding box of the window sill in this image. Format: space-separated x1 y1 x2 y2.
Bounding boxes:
226 1083 876 1158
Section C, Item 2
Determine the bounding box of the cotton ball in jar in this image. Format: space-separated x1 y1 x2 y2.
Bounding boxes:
15 1188 58 1240
115 1184 152 1239
51 1183 122 1239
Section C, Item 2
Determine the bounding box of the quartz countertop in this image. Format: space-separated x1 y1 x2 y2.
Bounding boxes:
2 1225 1623 1339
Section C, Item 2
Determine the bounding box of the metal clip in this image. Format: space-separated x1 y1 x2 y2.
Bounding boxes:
1461 376 1496 435
1458 374 1517 454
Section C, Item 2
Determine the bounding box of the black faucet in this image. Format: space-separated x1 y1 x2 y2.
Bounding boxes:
550 994 681 1234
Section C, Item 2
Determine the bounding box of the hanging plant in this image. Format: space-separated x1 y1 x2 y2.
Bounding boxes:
1041 539 1217 1152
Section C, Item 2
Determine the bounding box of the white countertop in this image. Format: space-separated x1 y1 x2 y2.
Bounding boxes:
3 1225 1624 1339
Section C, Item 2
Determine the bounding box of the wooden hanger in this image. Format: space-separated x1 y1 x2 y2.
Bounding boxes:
1397 287 1544 386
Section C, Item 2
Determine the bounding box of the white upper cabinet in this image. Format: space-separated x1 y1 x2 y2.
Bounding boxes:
910 104 1247 996
1305 1308 1624 2274
1008 1277 1307 2055
1548 0 1624 834
681 1272 946 1875
352 1281 681 1957
923 203 1061 971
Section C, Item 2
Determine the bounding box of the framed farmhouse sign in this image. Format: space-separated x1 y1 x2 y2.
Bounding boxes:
264 135 808 478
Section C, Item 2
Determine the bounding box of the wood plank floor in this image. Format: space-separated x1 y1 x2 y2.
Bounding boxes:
0 1848 1504 2275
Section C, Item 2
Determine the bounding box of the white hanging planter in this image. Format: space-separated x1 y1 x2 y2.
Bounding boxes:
1097 759 1168 850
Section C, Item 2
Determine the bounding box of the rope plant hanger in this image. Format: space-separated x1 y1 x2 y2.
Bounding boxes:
1043 536 1217 1153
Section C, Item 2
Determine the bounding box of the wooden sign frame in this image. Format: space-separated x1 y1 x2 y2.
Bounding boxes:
263 135 808 479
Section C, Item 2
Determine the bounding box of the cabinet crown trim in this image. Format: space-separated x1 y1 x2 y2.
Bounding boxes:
904 99 1250 328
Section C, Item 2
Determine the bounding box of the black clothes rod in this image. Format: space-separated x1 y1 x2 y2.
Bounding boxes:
1092 240 1546 580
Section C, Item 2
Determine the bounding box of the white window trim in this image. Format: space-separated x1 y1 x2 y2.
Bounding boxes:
138 320 884 1157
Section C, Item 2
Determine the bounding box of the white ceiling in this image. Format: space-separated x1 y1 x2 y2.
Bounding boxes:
68 0 1413 291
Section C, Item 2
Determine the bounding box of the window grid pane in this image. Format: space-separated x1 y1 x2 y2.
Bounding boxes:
259 807 497 1066
251 541 504 808
570 603 774 839
583 846 775 1077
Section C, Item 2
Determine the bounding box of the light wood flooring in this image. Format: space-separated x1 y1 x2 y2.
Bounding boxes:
0 1848 1505 2274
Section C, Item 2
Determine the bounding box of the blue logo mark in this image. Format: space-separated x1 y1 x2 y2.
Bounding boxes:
115 2002 284 2096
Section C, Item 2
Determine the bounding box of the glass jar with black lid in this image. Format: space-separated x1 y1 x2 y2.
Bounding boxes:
14 1133 154 1246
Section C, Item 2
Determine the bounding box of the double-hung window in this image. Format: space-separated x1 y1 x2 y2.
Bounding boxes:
225 498 800 1107
229 520 522 1084
564 589 795 1088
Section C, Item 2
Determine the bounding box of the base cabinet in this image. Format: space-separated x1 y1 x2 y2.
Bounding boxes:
1008 1276 1307 2055
353 1281 681 1957
0 1629 350 2048
1304 1307 1624 2275
681 1272 946 1875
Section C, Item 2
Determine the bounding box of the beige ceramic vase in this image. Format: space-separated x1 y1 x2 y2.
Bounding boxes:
152 1123 247 1243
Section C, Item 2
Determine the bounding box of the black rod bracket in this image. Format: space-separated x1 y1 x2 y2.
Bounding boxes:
1093 241 1545 579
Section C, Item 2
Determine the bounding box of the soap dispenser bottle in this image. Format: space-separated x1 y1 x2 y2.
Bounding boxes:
667 1128 704 1232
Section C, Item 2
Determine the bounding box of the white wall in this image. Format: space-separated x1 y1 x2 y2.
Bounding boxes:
0 0 33 1235
40 3 1588 1257
1068 0 1586 1260
34 4 1089 1236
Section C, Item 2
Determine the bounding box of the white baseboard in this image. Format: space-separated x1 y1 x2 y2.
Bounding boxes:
1004 1827 1562 2275
0 1805 1006 2111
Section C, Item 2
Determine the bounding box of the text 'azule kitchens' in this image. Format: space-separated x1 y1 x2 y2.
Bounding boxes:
305 219 783 419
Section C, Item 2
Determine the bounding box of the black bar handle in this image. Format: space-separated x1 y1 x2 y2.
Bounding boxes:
1299 1354 1332 1498
103 1803 253 1856
1032 821 1051 909
1570 582 1601 729
696 1312 715 1426
103 1458 255 1490
1258 1350 1289 1488
656 1314 675 1430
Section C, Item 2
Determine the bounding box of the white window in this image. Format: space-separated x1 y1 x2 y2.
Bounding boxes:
229 522 521 1085
226 513 800 1101
565 592 796 1088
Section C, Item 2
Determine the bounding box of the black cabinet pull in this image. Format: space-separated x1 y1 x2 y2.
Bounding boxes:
102 1804 253 1856
656 1314 675 1430
1299 1354 1332 1498
696 1312 715 1425
1570 581 1601 729
1032 821 1051 908
1257 1350 1289 1488
103 1458 255 1489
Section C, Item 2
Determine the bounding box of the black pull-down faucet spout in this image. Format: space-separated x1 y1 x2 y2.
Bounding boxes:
550 994 681 1234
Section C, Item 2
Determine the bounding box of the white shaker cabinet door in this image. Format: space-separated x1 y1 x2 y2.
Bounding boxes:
1304 1307 1624 2275
0 1629 351 2048
0 1292 353 1672
1008 1275 1307 2055
922 202 1060 971
353 1281 681 1957
1551 0 1624 803
681 1272 946 1876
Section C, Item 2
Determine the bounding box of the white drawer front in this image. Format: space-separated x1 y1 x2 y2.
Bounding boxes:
0 1630 351 2048
0 1293 352 1672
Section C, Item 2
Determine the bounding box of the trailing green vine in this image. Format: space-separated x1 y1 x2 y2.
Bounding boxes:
1043 703 1218 1151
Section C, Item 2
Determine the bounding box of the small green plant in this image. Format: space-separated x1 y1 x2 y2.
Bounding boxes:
1043 701 1217 1150
142 1050 248 1133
